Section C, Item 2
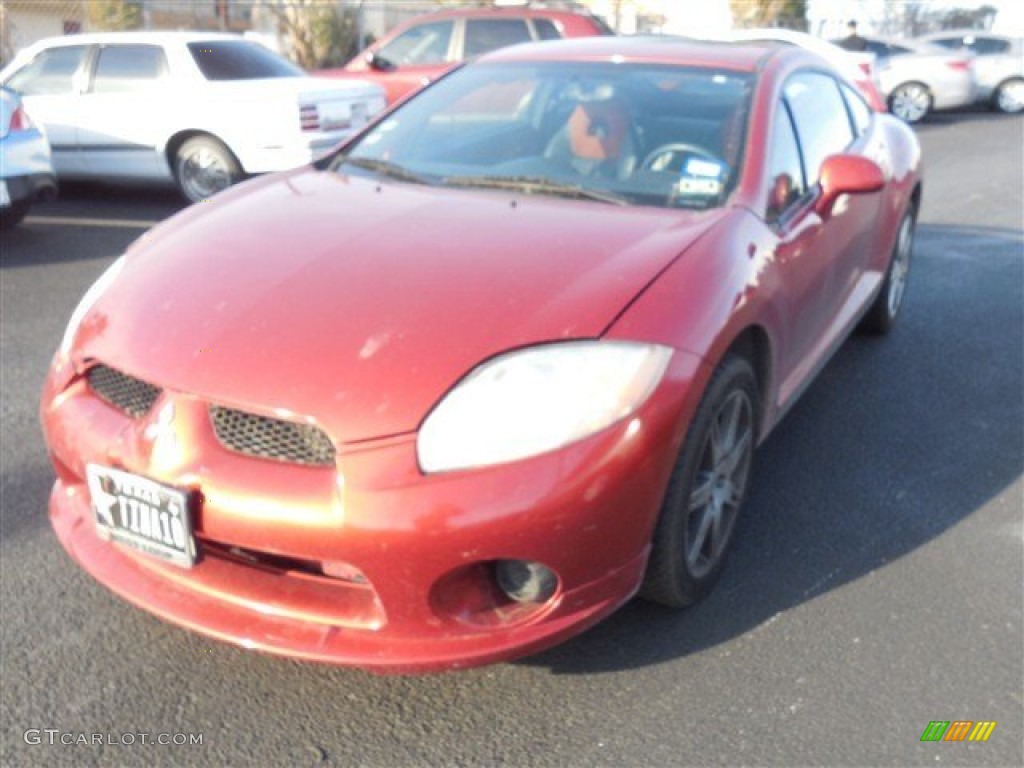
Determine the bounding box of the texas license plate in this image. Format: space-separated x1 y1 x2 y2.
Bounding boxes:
86 465 196 568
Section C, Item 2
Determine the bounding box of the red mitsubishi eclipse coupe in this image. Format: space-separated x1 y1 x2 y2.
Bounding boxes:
41 37 921 673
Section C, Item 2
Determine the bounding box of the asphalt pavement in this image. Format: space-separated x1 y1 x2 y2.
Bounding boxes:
1 111 1021 767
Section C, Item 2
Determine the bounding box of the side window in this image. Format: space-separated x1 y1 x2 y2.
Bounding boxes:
766 103 806 221
968 37 1010 55
377 21 454 67
864 40 890 57
930 37 963 50
784 72 854 187
92 45 167 93
5 46 89 96
532 18 563 41
840 82 872 136
463 19 532 58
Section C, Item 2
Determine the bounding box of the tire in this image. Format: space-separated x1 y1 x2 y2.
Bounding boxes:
860 209 916 335
993 78 1024 114
173 135 242 204
0 200 31 230
888 82 932 124
640 355 759 608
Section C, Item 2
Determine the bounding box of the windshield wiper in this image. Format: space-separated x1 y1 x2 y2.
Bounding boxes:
441 175 629 206
336 156 433 185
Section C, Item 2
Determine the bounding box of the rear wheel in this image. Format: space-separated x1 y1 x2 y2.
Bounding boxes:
0 200 30 230
174 135 242 204
860 209 915 334
889 82 932 123
641 355 758 608
994 78 1024 114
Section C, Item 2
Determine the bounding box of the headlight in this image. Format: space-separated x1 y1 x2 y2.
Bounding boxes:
58 256 125 360
417 341 673 473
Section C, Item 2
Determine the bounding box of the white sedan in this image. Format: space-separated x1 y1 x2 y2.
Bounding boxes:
837 36 976 123
0 32 386 202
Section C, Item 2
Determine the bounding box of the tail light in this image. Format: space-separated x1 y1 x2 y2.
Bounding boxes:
299 103 320 132
9 104 33 133
946 59 972 71
858 61 873 77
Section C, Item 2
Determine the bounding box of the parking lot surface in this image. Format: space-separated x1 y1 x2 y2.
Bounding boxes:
2 111 1021 767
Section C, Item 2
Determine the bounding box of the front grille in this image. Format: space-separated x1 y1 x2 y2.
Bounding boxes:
210 406 336 467
86 365 161 418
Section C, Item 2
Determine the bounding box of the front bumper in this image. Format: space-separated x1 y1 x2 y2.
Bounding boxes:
41 352 708 672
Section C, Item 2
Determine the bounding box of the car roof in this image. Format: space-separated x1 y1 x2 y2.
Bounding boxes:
383 6 595 22
919 29 1017 41
20 30 247 50
479 36 781 72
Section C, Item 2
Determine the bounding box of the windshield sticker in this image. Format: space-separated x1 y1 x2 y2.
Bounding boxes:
685 158 725 178
677 158 726 196
677 177 723 196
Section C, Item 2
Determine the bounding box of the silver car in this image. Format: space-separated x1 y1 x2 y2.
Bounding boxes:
918 30 1024 114
837 36 977 123
0 86 57 229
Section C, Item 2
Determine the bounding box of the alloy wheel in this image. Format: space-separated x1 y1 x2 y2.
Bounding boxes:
179 145 233 201
997 80 1024 114
685 389 753 578
891 84 931 123
887 214 914 317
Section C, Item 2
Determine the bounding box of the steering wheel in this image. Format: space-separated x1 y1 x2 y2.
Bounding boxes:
641 142 720 173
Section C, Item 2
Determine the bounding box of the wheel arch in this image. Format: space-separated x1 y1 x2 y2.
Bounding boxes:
164 130 244 176
719 325 773 441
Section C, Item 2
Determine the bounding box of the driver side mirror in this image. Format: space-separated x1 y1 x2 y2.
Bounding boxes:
814 154 885 218
364 51 395 72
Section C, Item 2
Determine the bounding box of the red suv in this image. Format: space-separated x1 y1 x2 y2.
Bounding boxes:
318 7 613 104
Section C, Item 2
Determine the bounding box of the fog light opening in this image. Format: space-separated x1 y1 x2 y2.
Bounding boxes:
495 559 558 604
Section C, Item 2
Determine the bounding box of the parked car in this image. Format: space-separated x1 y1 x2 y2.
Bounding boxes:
918 30 1024 113
834 35 975 122
0 32 386 202
706 28 886 111
42 36 922 673
317 6 612 104
0 86 57 229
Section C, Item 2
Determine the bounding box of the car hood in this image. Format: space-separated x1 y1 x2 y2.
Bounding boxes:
77 168 724 443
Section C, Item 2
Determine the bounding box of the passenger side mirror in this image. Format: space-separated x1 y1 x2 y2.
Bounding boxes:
815 154 885 218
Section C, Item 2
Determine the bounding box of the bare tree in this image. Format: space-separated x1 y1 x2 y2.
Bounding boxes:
87 0 143 31
730 0 807 31
263 1 362 69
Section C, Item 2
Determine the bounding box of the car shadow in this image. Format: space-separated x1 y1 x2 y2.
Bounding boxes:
915 105 1023 130
1 181 186 269
520 221 1023 674
2 223 1020 678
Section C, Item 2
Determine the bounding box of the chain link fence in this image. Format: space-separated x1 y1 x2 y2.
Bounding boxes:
2 1 601 69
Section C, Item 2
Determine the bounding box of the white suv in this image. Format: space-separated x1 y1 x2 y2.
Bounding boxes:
0 32 386 202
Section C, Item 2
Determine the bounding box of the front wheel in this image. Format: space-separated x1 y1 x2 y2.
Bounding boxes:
994 78 1024 114
889 82 932 124
860 210 915 334
641 355 758 608
174 136 242 204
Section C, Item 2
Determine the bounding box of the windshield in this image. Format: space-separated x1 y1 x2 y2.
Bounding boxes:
188 40 305 80
330 61 753 210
